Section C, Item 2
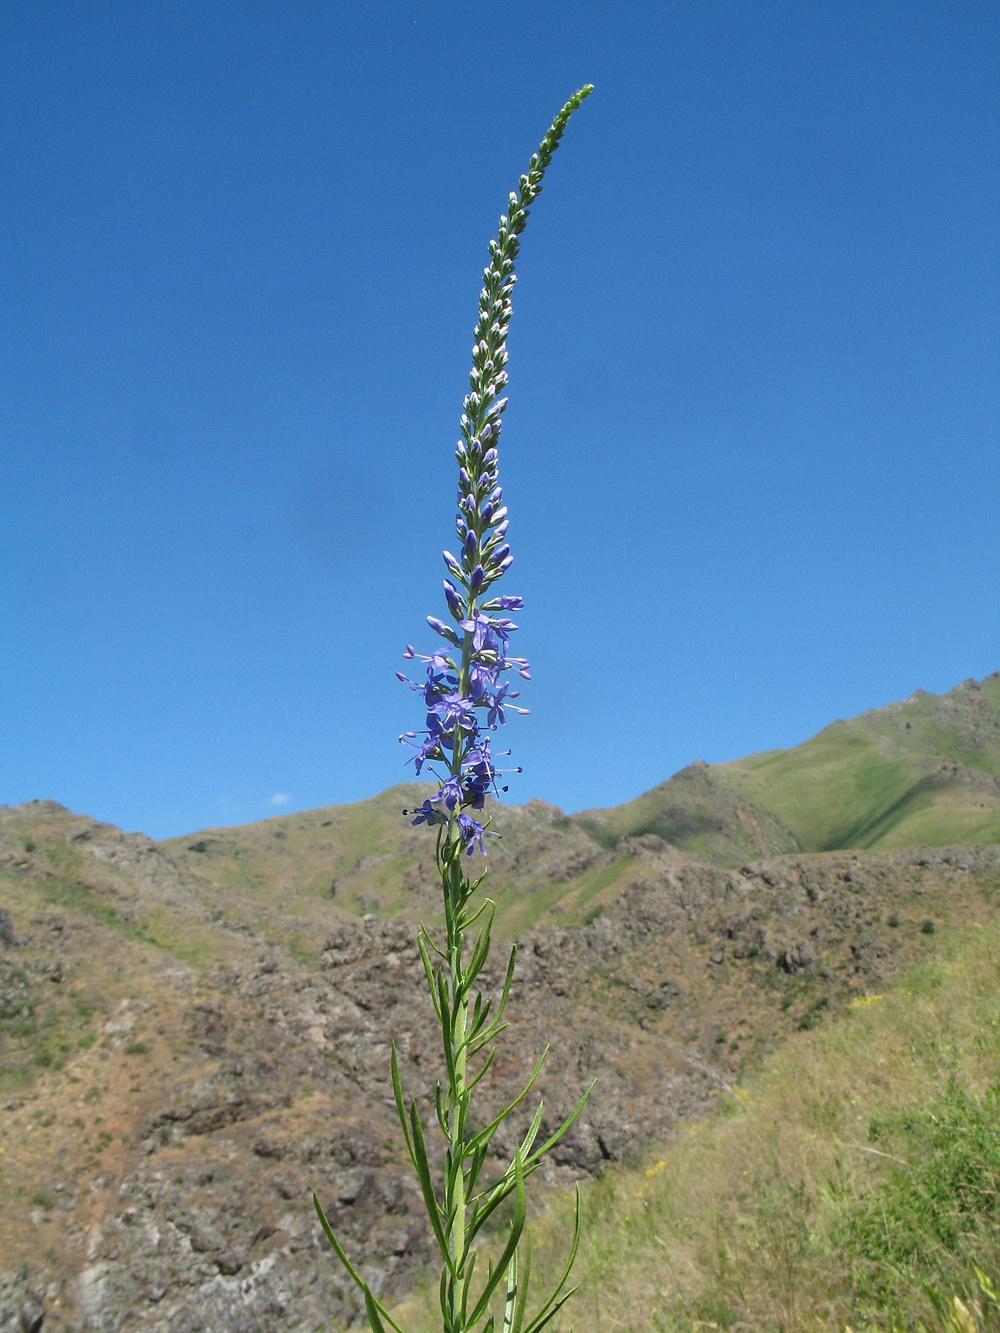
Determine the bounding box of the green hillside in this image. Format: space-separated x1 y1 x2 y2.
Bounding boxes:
577 671 1000 865
726 672 1000 853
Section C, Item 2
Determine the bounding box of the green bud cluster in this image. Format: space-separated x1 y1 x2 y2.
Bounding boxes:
450 85 594 601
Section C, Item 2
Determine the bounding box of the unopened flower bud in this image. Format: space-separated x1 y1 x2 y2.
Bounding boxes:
443 580 464 619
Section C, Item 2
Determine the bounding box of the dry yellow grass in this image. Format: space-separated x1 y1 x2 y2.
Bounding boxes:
391 913 1000 1332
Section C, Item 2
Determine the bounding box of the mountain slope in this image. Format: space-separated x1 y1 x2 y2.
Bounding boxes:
4 798 999 1330
160 785 626 942
575 671 1000 865
159 673 1000 934
725 672 1000 852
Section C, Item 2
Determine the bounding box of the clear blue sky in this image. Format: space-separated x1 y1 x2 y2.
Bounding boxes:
2 1 997 839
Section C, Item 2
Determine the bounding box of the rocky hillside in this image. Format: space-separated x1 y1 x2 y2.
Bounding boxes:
2 792 999 1331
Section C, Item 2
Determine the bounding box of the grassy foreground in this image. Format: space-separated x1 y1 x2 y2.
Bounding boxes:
391 910 1000 1331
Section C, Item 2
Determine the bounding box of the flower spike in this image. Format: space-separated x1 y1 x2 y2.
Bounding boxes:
323 85 594 1333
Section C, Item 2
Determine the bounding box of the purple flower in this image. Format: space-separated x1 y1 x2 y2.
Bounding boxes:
459 611 515 653
468 658 501 698
421 669 453 706
461 745 496 809
436 777 463 811
487 681 529 728
407 799 447 829
427 690 477 733
397 646 455 685
399 731 443 775
457 813 486 855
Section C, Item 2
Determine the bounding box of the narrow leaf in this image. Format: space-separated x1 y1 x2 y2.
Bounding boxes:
521 1286 579 1333
469 1018 510 1057
468 1146 527 1325
519 1100 545 1160
465 1047 496 1094
465 1049 547 1158
511 1231 531 1333
418 934 443 1017
461 895 493 931
495 943 517 1022
390 1044 416 1165
408 1102 454 1270
435 1080 449 1136
525 1081 595 1168
521 1188 582 1333
312 1194 409 1333
502 1250 519 1333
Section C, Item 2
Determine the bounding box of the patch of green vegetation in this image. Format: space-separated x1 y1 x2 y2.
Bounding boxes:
576 766 800 865
568 857 634 919
833 1079 1000 1313
141 920 223 967
496 856 633 936
37 874 154 943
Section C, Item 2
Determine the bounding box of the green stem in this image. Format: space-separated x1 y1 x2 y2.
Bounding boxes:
438 824 470 1330
449 925 469 1296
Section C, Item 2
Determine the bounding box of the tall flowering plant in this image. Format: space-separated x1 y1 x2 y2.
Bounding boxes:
315 86 593 1333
